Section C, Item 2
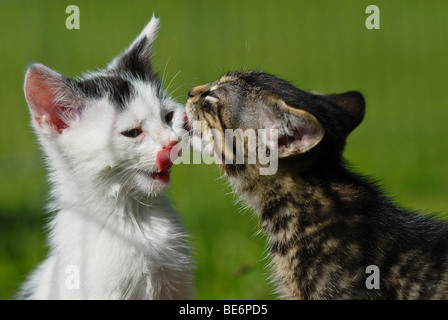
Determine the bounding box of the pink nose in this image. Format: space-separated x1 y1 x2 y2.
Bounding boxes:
156 142 179 173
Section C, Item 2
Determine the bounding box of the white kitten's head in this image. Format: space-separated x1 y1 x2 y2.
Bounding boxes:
24 17 186 198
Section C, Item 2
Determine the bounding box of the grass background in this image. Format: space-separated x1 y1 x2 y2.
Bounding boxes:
0 0 447 299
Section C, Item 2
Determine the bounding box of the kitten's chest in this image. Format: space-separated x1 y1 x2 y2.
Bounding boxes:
51 207 188 299
237 176 369 299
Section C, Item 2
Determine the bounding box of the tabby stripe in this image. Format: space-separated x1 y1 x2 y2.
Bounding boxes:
216 104 228 131
261 193 295 221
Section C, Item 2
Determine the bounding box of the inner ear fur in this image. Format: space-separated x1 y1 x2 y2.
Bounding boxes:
265 99 325 158
24 63 81 134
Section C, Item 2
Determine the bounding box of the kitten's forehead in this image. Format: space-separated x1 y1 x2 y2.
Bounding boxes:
216 74 239 85
78 74 133 111
78 72 163 112
129 81 166 117
199 74 249 98
215 71 273 92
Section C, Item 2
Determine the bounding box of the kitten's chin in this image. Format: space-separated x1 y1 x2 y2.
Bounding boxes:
136 169 172 195
149 170 171 184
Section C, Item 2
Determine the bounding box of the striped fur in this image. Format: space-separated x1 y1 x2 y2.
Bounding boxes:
186 71 448 299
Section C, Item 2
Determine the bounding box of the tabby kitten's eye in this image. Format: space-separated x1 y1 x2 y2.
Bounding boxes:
165 111 174 123
203 91 217 98
121 128 142 138
207 91 217 97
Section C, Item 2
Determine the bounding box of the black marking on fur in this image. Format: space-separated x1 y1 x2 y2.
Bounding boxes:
77 75 135 111
114 36 156 82
261 193 294 221
216 104 228 131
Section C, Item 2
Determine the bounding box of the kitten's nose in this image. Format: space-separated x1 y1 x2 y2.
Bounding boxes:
187 84 207 102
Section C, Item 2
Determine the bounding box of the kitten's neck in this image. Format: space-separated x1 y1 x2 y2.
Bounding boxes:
229 162 375 221
50 164 166 221
228 162 383 299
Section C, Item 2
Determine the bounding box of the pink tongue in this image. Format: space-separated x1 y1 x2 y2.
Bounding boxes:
156 146 177 173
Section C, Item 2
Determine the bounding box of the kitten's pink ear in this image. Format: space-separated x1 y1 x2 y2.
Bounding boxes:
107 15 160 80
24 63 80 134
263 100 324 158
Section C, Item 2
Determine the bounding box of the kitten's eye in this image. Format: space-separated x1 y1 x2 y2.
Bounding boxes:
202 91 217 98
207 91 217 98
165 111 174 123
121 128 142 138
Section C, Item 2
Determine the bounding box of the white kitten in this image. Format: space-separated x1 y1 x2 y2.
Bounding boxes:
18 16 192 300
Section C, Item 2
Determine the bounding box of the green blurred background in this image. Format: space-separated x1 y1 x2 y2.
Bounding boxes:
0 0 447 299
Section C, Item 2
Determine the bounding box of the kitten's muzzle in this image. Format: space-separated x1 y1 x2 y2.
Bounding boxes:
187 84 208 104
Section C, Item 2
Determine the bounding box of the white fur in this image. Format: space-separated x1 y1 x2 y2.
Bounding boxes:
19 17 192 300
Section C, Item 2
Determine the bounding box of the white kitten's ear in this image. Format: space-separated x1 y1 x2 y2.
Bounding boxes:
24 63 82 134
108 15 160 80
262 99 324 158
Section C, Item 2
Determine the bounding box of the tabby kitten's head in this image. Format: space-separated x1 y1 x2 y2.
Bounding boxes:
186 71 365 175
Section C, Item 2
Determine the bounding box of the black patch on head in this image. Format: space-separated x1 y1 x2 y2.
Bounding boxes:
76 75 135 111
113 36 159 83
117 37 148 79
77 33 165 110
107 76 134 110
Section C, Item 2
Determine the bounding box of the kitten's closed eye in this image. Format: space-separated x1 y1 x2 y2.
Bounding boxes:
204 91 217 98
121 128 142 138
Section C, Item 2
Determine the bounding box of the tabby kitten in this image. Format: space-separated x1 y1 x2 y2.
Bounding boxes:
186 71 448 299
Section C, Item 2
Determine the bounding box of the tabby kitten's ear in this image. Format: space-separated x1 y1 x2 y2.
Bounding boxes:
262 91 365 158
24 63 83 135
263 98 325 158
323 91 365 136
107 15 160 80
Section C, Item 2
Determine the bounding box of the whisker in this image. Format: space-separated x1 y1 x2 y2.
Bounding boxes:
165 70 182 95
167 83 190 98
211 61 225 76
161 56 171 88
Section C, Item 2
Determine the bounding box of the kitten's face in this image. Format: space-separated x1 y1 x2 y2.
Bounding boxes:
24 17 185 197
59 79 184 196
186 71 365 175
